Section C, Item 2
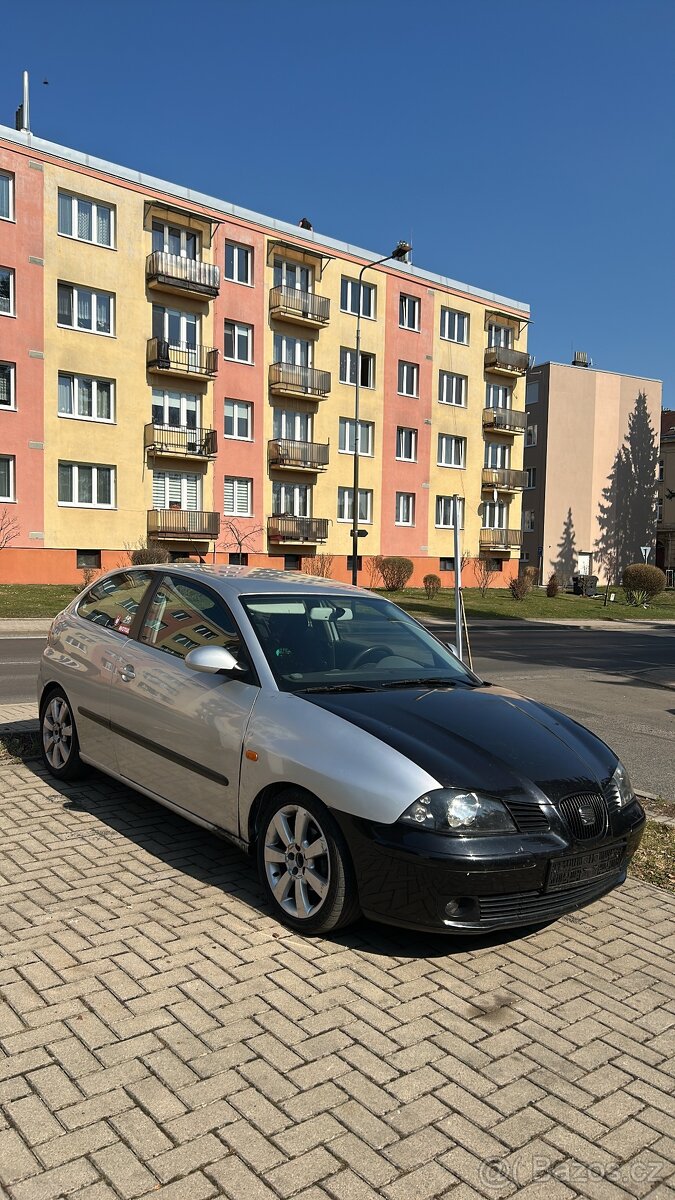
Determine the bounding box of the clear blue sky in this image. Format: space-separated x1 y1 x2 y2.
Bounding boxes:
2 0 673 409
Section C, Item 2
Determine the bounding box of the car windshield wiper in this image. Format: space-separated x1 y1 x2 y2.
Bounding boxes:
299 683 379 694
376 677 478 690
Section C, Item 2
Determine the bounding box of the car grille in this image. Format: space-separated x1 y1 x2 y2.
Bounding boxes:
559 791 608 841
503 799 550 832
478 873 621 924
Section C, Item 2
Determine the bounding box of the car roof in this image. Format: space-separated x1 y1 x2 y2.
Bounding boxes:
127 564 375 599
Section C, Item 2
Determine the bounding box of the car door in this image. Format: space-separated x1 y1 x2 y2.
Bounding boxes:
108 573 260 835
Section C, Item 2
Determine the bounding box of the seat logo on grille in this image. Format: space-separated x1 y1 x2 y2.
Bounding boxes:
578 804 596 825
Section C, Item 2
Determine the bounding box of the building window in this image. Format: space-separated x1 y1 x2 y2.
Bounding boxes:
58 373 114 423
399 294 420 331
152 388 200 429
525 466 537 489
58 192 114 248
229 552 249 566
526 381 539 405
338 418 373 456
396 427 418 462
437 433 466 468
656 498 663 522
440 307 469 344
439 371 467 407
224 476 252 516
273 258 313 292
0 362 15 409
520 552 530 563
395 492 415 526
152 471 200 510
398 360 419 397
224 400 252 440
224 320 253 363
482 557 503 572
58 462 115 508
57 283 113 335
439 557 455 572
76 549 102 570
340 276 375 319
225 241 252 284
273 408 312 442
522 510 535 532
151 220 198 259
486 382 511 409
487 323 513 349
483 500 508 529
435 496 464 528
339 347 375 388
346 555 363 573
0 268 15 316
273 482 310 516
274 333 310 366
0 455 15 501
0 173 14 221
284 554 302 571
485 442 510 469
526 423 538 446
337 487 372 523
658 459 664 482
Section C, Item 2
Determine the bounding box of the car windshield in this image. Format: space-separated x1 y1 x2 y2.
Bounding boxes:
240 593 480 693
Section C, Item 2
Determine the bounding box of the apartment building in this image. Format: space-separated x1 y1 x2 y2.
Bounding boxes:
522 358 662 585
0 122 530 586
656 410 675 582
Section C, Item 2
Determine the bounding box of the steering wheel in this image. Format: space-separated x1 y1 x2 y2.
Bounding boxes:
348 645 393 669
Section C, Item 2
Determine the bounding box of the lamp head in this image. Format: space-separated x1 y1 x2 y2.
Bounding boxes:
391 241 412 261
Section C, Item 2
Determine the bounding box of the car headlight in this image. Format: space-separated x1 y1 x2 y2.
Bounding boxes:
398 789 517 835
612 762 635 808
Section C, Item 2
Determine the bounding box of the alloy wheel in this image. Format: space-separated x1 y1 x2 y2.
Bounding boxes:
42 696 74 770
263 804 331 920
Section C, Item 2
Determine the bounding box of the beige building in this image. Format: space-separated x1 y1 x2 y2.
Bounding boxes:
656 410 675 582
522 358 662 585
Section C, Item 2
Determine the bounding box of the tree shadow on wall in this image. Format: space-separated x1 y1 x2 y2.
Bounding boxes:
595 391 658 582
552 507 577 587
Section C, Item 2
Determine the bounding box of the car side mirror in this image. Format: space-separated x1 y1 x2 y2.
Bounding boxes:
444 641 459 658
185 645 244 675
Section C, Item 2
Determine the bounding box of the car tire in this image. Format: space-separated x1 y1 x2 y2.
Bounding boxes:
257 788 360 935
40 688 86 781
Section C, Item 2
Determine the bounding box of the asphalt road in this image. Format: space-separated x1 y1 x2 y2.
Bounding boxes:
2 622 674 798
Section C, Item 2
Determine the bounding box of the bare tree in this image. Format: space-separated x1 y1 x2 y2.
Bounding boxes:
366 555 384 589
302 553 335 578
0 508 19 552
475 557 499 598
220 520 264 563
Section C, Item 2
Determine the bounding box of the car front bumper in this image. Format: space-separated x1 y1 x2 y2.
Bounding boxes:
335 800 647 933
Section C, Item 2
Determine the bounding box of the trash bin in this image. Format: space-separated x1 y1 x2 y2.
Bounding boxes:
572 574 584 595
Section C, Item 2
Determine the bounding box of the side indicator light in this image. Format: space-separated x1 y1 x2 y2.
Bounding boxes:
245 750 259 762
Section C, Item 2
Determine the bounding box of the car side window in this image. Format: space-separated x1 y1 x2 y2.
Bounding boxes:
78 571 153 636
138 575 247 667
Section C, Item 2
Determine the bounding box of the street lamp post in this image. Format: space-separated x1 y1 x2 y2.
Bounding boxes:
351 241 412 586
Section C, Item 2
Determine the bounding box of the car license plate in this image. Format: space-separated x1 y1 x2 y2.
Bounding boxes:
547 844 626 891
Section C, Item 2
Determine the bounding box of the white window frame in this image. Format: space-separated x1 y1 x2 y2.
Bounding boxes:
396 427 418 462
435 496 464 529
224 320 253 363
152 471 201 511
151 388 200 429
58 373 115 424
57 282 114 336
338 418 374 456
151 220 199 260
398 360 419 397
340 276 376 319
0 172 14 222
395 492 415 527
399 293 420 331
272 482 310 517
483 500 509 529
526 424 538 447
224 400 253 440
484 442 510 469
337 487 373 524
440 307 469 344
525 467 537 489
0 267 15 317
0 455 15 501
487 323 513 349
58 191 115 249
225 241 253 285
273 257 312 292
439 371 467 407
273 333 311 366
273 409 312 442
224 476 253 517
339 347 375 389
522 509 535 532
58 462 115 509
437 433 466 469
486 382 512 409
0 361 16 410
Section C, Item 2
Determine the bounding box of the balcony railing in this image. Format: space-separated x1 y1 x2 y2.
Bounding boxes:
269 362 331 399
146 252 220 299
267 515 329 544
482 407 527 433
481 467 527 491
148 509 221 540
484 346 530 375
479 528 523 549
144 423 218 459
269 286 330 328
147 337 218 378
268 438 329 472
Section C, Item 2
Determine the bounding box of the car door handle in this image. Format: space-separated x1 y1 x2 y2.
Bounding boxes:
119 665 135 682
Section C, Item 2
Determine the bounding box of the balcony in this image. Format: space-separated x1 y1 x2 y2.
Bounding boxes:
269 286 330 329
147 337 218 380
144 423 218 459
148 509 221 541
267 515 329 544
481 467 527 492
268 438 329 472
482 407 527 434
479 528 523 551
269 362 331 400
146 252 220 300
484 346 530 376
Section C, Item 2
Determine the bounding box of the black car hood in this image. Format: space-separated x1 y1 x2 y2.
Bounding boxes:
303 685 617 803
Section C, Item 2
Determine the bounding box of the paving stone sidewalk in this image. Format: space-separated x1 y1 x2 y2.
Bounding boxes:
0 760 674 1200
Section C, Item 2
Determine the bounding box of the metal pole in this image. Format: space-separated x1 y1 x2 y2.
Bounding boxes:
22 71 30 132
351 300 362 586
453 494 463 661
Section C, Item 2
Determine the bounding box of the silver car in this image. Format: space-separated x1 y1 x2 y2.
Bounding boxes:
38 565 645 936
